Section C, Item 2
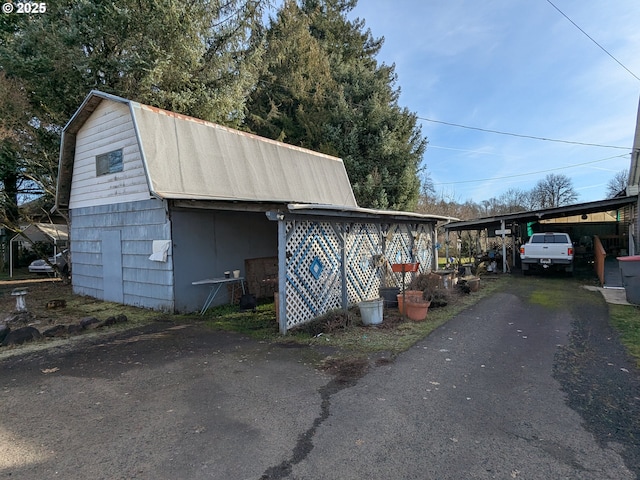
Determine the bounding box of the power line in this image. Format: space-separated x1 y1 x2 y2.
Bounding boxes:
432 153 629 186
419 116 631 150
545 0 640 82
256 79 631 150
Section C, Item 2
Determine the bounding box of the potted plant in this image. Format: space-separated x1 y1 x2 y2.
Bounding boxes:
396 289 424 315
375 255 399 308
404 295 431 322
379 285 400 308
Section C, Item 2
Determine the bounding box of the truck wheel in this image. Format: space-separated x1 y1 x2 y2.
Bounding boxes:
522 265 530 276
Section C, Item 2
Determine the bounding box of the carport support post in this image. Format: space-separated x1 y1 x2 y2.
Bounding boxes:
340 223 348 310
501 220 507 273
277 217 287 334
444 230 450 265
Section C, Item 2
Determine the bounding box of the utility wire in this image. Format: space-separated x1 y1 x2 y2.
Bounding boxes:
432 153 629 186
545 0 640 82
255 78 631 150
419 116 630 150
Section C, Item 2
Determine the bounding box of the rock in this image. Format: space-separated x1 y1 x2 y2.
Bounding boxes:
67 324 82 335
98 316 117 328
42 325 68 338
0 324 9 343
2 326 41 346
79 317 100 329
4 311 36 326
98 314 128 329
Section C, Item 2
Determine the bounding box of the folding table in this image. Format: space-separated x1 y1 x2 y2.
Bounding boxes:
192 277 245 315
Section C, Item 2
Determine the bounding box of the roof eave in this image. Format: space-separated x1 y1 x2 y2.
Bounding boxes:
282 203 457 223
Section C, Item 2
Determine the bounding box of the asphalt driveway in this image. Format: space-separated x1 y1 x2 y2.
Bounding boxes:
1 276 638 479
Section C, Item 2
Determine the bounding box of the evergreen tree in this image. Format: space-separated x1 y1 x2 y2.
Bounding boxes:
245 0 336 145
0 0 266 125
246 0 427 210
0 0 267 233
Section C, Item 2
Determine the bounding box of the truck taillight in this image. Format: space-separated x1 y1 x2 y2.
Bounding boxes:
520 247 525 255
568 247 573 255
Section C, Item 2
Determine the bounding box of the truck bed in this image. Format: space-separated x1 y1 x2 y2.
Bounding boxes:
520 233 574 274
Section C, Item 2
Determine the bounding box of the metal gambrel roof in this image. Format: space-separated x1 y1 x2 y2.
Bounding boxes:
56 91 358 209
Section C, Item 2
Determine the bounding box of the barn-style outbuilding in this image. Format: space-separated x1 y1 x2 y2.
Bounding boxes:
55 91 449 332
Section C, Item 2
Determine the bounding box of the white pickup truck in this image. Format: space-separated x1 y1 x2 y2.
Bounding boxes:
519 232 574 275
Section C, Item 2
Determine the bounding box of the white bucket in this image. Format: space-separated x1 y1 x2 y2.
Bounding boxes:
359 298 384 326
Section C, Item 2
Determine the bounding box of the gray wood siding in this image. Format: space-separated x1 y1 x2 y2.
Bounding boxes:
70 100 150 209
70 199 174 311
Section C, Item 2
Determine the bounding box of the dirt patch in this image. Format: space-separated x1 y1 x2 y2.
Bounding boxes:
1 278 66 314
374 310 405 329
0 279 161 356
320 356 370 384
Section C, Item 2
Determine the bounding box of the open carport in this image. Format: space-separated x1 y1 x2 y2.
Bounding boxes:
9 223 69 278
443 195 638 286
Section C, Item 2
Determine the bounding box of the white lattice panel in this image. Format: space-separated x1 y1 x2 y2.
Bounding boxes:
384 224 415 289
280 219 435 331
414 224 434 274
284 221 342 329
345 223 383 304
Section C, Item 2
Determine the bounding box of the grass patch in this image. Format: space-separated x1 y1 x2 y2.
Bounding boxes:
200 301 279 339
528 277 601 309
529 279 570 308
192 276 509 357
293 275 509 356
0 267 37 281
609 303 640 367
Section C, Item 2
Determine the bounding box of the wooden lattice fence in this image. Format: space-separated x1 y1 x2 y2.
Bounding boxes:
278 219 434 332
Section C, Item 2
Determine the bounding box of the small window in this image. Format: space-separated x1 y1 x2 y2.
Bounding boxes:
96 149 123 176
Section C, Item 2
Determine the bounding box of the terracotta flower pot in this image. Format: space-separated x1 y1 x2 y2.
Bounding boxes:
405 298 430 321
396 290 423 314
391 263 420 273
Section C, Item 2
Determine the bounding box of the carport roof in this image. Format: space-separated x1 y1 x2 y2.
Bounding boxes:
11 223 68 244
444 196 637 232
283 203 456 223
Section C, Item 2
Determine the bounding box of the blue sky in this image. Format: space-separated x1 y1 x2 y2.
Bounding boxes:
348 0 640 203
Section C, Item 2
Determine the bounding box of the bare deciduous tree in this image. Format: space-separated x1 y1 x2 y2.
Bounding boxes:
606 169 629 198
529 173 578 209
